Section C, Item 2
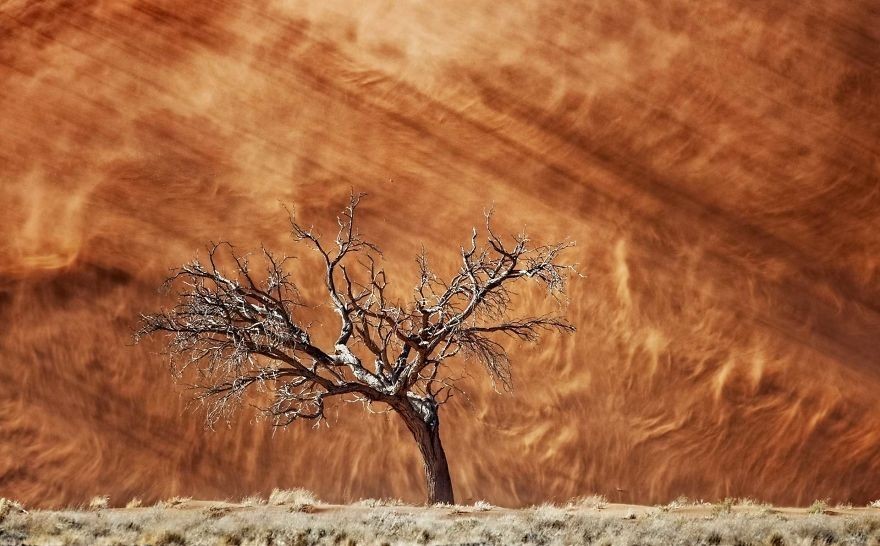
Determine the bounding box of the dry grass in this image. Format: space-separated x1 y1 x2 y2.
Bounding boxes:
0 498 25 524
165 496 193 508
472 500 493 512
3 496 880 545
268 488 317 509
239 495 267 507
568 494 608 510
354 498 406 508
87 496 109 511
809 498 830 515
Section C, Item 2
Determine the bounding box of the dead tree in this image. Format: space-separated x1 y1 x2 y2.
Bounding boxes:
137 194 576 504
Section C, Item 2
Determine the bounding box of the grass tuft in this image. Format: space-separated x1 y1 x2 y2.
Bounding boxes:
166 496 193 507
355 498 405 507
155 530 187 545
240 495 266 506
568 494 608 510
473 500 493 511
808 498 829 514
88 495 109 510
0 498 26 522
268 488 317 508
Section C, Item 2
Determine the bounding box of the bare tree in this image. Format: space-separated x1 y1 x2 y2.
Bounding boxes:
137 194 576 504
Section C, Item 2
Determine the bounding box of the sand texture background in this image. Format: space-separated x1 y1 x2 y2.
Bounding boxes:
0 0 879 507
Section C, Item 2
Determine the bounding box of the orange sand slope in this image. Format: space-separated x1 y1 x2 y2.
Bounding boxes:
0 1 878 507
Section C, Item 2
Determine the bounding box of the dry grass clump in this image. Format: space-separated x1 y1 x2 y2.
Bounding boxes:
164 496 192 508
449 500 495 514
530 502 570 522
568 494 608 510
658 495 712 512
0 498 25 523
125 497 143 508
712 497 739 516
240 495 267 506
204 506 231 519
153 530 187 545
268 488 318 511
355 498 405 507
87 495 109 510
150 495 193 509
709 497 778 517
809 498 830 514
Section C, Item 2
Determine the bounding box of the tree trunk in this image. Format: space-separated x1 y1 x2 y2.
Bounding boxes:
397 407 455 505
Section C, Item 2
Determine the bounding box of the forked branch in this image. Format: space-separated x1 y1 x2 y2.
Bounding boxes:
138 195 577 427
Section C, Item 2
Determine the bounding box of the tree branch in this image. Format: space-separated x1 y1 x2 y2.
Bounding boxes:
138 196 577 427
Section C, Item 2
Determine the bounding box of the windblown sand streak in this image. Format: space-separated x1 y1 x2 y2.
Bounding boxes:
0 0 878 507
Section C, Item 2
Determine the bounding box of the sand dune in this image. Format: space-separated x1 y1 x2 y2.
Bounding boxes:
0 1 878 507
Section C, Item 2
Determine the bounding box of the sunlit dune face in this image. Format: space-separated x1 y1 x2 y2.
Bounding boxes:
1 0 878 507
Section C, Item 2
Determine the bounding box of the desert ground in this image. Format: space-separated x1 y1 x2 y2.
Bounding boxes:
3 493 880 546
2 0 879 510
